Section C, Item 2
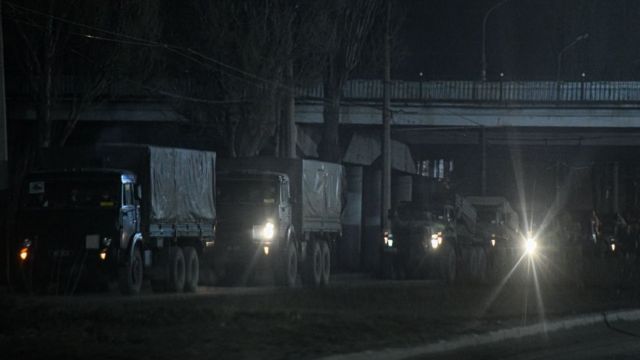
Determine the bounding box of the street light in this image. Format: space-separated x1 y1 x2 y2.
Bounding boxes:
556 33 589 82
481 0 514 81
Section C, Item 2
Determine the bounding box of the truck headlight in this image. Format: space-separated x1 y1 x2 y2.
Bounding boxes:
525 236 537 255
384 231 394 247
610 242 616 252
19 247 29 261
262 222 275 240
253 221 276 243
18 238 32 262
430 233 442 250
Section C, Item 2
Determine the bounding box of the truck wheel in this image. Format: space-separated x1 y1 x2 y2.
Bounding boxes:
440 245 457 284
166 246 186 292
183 246 199 293
277 241 298 287
118 246 143 295
321 241 331 286
303 241 323 287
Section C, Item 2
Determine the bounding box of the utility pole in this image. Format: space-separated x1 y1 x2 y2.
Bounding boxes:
286 60 296 158
0 2 7 190
381 0 392 233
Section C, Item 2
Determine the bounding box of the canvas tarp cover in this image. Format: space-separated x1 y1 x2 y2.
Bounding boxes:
466 196 519 230
150 147 216 223
302 160 343 227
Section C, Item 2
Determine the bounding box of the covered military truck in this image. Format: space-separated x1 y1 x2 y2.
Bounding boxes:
466 196 521 279
14 144 216 295
215 158 344 287
382 179 489 283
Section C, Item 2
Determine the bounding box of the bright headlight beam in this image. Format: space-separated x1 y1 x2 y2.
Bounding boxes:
525 237 537 255
262 222 275 240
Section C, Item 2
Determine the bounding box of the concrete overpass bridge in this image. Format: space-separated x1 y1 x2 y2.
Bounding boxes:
295 79 640 148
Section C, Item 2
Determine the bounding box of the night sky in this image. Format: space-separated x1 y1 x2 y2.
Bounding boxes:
396 0 640 81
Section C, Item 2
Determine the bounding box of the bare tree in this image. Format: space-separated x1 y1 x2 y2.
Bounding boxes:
158 1 292 157
6 0 162 148
319 0 383 163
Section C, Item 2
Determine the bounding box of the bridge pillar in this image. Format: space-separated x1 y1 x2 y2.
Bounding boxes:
0 3 7 190
480 127 487 195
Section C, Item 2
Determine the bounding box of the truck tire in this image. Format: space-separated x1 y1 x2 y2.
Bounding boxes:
440 244 457 284
183 246 199 293
321 241 331 286
303 241 323 287
277 241 298 287
166 246 186 292
118 246 143 295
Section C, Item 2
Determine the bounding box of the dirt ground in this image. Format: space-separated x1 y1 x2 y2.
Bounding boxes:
1 257 639 360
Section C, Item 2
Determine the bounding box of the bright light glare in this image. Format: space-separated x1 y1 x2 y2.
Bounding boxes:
263 246 270 255
491 239 496 247
610 243 616 252
525 237 537 255
19 247 28 261
430 238 439 249
262 222 275 240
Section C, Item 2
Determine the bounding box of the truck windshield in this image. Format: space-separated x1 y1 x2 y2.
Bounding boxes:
22 178 120 210
217 178 279 204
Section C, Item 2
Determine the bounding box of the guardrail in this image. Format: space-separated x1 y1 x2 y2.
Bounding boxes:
9 77 640 104
298 80 640 104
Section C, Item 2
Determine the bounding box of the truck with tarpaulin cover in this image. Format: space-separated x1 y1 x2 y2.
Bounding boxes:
382 178 490 283
466 196 521 278
14 144 216 294
215 157 344 287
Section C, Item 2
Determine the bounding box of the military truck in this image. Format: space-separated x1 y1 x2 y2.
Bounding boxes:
215 158 344 287
382 179 488 283
466 196 521 278
14 144 216 295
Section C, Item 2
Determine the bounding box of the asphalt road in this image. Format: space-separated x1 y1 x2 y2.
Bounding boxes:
2 259 639 360
419 321 640 360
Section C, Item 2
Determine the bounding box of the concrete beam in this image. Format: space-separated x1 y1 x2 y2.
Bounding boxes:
296 103 640 128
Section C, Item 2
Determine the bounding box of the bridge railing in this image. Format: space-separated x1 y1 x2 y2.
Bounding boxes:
298 80 640 104
9 77 640 104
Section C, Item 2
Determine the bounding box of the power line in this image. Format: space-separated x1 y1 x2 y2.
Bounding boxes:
4 1 398 115
5 1 292 93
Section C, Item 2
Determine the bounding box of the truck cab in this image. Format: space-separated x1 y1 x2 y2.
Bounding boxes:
383 201 457 280
16 169 143 294
214 171 293 280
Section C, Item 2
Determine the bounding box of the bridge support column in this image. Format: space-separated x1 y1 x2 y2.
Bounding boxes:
0 3 7 190
613 161 620 213
480 127 487 195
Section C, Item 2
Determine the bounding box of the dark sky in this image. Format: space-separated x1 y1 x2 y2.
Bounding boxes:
396 0 640 81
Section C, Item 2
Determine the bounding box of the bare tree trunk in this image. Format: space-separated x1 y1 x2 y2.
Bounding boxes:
285 60 296 158
321 64 342 163
38 61 53 148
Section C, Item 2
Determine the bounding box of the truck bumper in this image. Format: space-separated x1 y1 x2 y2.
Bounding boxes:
15 248 118 292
